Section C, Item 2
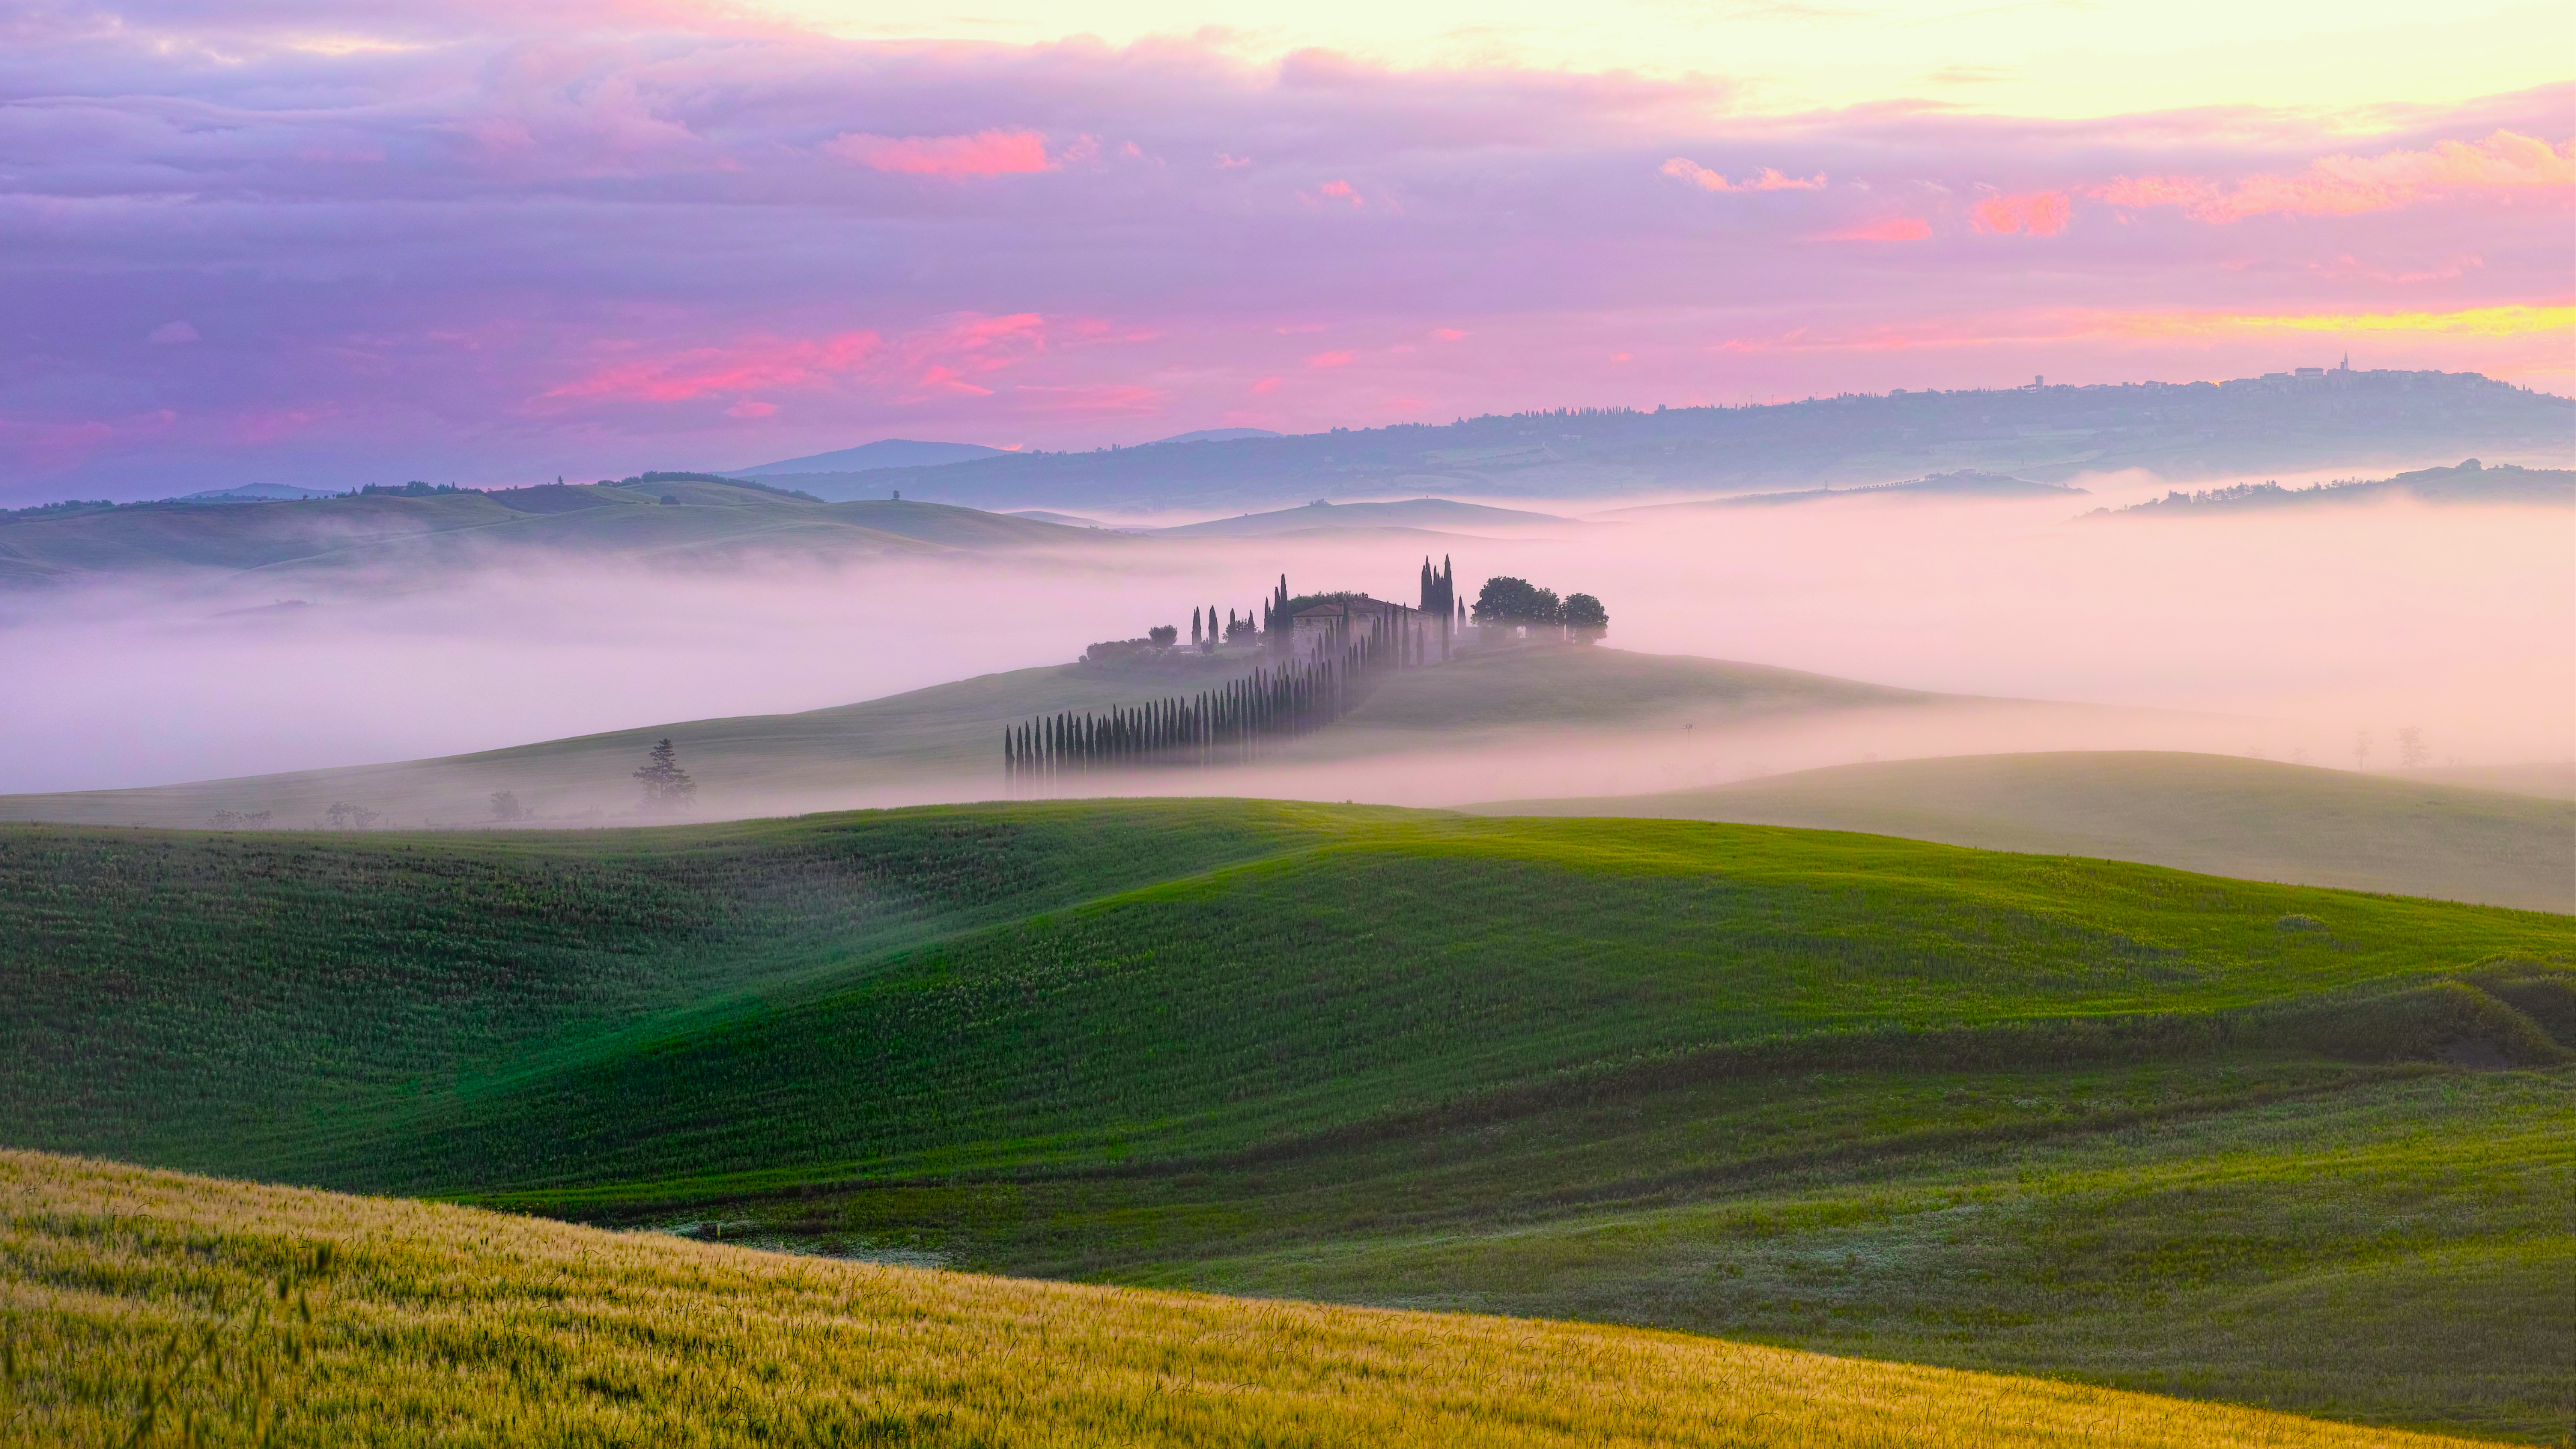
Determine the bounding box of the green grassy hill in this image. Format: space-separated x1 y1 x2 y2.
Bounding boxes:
2 801 2569 1437
2402 761 2576 801
0 476 1104 586
1 1152 2477 1449
1474 751 2576 913
0 647 1942 828
1340 643 1924 731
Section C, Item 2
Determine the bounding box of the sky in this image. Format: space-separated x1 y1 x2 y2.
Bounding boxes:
1 0 2570 502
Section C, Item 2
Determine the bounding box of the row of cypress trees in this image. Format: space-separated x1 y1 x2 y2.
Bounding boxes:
1004 608 1424 783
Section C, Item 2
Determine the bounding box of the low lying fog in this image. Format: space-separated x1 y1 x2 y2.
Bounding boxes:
1 482 2566 801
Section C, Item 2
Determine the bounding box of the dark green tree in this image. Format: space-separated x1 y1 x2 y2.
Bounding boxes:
1472 576 1560 627
1561 592 1609 643
634 738 698 812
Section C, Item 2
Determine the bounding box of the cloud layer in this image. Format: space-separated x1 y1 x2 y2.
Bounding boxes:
0 5 2568 500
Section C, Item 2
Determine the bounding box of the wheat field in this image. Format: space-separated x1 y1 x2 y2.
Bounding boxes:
0 1150 2483 1448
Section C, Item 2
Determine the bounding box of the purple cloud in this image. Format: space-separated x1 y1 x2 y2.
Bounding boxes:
0 5 2567 501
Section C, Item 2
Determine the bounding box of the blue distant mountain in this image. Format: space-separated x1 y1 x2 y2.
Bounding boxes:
730 439 1008 476
1146 428 1282 445
172 482 343 502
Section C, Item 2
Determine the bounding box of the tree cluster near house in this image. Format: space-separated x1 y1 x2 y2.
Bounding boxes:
1473 576 1609 643
1009 606 1427 782
1014 570 1468 782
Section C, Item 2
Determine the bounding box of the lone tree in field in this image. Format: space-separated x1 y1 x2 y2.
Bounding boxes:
2396 726 2430 769
488 790 525 822
1561 592 1609 643
634 738 698 812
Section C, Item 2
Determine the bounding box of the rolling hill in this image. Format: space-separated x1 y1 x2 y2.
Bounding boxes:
0 647 1945 828
729 437 1008 476
2 801 2569 1437
1472 751 2576 912
1603 470 2086 516
0 474 1106 588
2403 762 2576 800
1155 498 1581 537
1 1151 2479 1449
746 370 2574 513
2103 460 2574 516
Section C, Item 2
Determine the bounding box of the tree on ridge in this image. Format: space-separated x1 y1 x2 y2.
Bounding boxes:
635 738 698 812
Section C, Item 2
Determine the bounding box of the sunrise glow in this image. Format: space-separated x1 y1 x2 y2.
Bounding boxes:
0 0 2565 495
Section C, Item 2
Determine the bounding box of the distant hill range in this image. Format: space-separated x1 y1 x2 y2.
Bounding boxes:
731 429 1285 500
729 439 1008 478
175 482 344 502
737 369 2573 513
1155 497 1579 537
0 472 1106 588
2101 459 2574 515
1606 470 2081 516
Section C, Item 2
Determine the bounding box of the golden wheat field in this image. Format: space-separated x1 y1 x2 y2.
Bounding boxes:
0 1150 2489 1448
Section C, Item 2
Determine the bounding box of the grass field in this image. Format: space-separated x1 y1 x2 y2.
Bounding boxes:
1 800 2569 1438
0 1149 2501 1449
1473 751 2576 912
2400 763 2576 802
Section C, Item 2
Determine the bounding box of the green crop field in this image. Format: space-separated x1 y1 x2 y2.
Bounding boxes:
1 800 2569 1439
1475 751 2576 912
1 1152 2489 1449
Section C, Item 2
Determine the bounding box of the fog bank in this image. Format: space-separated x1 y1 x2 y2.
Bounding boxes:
1 489 2563 800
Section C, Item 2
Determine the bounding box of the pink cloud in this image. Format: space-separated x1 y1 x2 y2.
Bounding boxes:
1661 159 1827 193
911 366 993 397
539 331 883 405
1431 328 1468 342
1820 215 1933 241
825 129 1055 179
1302 178 1365 209
536 313 1063 413
898 312 1047 372
229 407 333 444
2094 129 2575 223
1972 191 2071 236
0 417 117 470
1306 350 1355 368
1010 384 1166 416
1249 376 1283 394
1216 153 1253 169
